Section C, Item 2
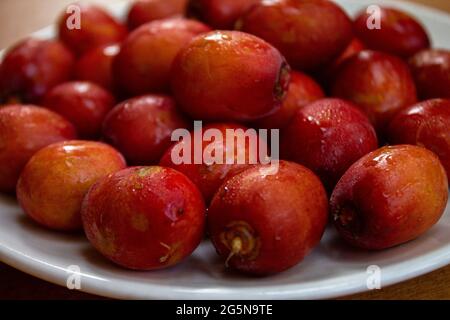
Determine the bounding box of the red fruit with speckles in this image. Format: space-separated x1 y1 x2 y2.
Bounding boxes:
75 44 120 91
43 81 115 139
237 0 353 71
388 99 450 178
208 161 328 275
114 18 211 95
187 0 259 29
17 141 126 231
160 123 267 203
102 94 188 165
354 7 430 58
0 38 74 104
409 49 450 99
127 0 188 30
331 145 448 250
254 71 325 129
281 98 378 190
82 166 205 270
58 4 127 56
0 105 76 193
332 50 417 135
171 30 290 121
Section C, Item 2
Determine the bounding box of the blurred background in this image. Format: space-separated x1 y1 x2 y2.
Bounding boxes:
0 0 450 49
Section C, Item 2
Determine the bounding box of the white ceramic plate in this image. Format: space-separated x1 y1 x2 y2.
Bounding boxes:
1 0 450 300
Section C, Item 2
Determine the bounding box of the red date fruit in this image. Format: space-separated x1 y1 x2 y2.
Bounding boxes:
17 141 126 231
332 50 417 135
127 0 188 30
354 7 430 58
254 71 325 129
58 4 127 56
388 99 450 178
331 145 448 250
0 105 76 193
409 49 450 99
208 161 328 275
160 123 266 203
114 18 211 95
75 44 120 91
0 38 74 104
102 94 188 165
43 81 115 139
281 98 378 190
188 0 259 30
171 30 290 121
237 0 353 71
82 166 205 270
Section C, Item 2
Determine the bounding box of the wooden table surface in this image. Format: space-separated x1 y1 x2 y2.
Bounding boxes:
1 0 450 300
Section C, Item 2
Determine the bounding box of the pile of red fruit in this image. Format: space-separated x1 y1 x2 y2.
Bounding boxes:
0 0 449 276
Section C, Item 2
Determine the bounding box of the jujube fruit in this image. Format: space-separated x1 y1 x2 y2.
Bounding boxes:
102 94 189 165
354 7 430 58
0 105 76 193
388 99 450 178
332 50 417 135
43 81 115 139
408 49 450 99
58 4 127 56
281 98 378 190
331 145 448 250
208 161 328 275
171 30 290 122
17 141 126 231
0 38 74 104
82 166 205 270
114 18 211 95
160 122 266 203
237 0 353 71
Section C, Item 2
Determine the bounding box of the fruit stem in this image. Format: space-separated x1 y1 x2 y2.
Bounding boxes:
225 237 242 268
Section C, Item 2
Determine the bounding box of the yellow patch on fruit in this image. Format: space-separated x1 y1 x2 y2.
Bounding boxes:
137 166 162 177
131 213 149 232
97 228 116 256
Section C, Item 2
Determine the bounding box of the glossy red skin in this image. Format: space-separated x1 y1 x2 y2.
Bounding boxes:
0 38 75 104
388 99 450 178
237 0 353 71
43 82 115 139
331 145 448 250
409 49 450 99
102 95 189 165
75 44 120 91
254 71 325 129
0 105 76 193
331 38 366 70
127 0 188 30
208 161 328 275
332 50 417 135
160 123 266 203
82 166 205 270
172 30 290 121
354 7 430 58
58 4 127 56
187 0 259 29
317 38 366 88
281 98 378 191
114 18 211 95
17 141 126 231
